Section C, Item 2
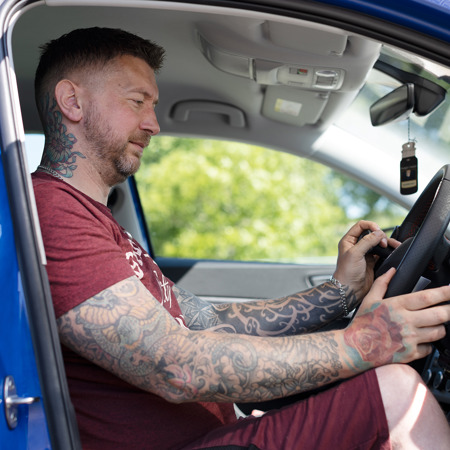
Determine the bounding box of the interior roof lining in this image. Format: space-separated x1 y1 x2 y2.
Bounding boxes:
11 0 446 166
41 0 352 36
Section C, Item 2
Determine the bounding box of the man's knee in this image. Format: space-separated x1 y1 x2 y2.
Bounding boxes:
375 364 450 448
376 364 423 395
375 364 426 414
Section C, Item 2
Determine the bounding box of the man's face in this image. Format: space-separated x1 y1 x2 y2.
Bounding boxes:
82 55 160 186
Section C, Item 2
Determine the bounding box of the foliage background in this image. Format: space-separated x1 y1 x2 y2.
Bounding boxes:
135 137 406 262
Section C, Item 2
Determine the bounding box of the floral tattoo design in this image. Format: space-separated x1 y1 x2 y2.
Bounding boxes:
344 303 406 367
41 95 85 177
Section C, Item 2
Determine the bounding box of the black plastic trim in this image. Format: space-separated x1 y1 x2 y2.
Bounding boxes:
129 175 155 257
374 60 447 116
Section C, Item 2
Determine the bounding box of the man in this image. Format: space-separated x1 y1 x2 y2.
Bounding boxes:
32 28 450 449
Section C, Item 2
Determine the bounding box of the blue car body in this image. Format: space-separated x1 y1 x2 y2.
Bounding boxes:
0 156 51 448
0 0 449 448
318 0 450 42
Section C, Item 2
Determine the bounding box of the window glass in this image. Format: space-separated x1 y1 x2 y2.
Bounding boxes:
135 137 406 263
25 134 44 171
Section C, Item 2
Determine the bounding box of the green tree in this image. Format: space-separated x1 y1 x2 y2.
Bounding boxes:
136 137 405 262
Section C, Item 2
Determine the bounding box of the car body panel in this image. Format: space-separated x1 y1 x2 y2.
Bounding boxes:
312 0 450 42
0 152 51 448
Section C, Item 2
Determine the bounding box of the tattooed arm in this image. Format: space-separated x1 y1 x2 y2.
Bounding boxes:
57 275 350 403
56 271 450 404
175 220 399 336
173 282 356 335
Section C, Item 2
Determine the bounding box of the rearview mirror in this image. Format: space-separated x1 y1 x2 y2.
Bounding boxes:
370 83 415 126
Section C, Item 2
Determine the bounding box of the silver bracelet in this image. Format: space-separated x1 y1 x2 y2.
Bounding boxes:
329 276 349 316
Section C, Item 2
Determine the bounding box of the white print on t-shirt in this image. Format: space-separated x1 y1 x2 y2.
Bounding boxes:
124 231 149 280
124 231 187 329
152 259 172 308
149 258 187 329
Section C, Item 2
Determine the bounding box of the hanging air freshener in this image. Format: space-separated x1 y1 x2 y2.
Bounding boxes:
400 118 418 195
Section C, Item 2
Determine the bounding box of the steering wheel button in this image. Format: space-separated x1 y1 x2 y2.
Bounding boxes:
433 371 444 390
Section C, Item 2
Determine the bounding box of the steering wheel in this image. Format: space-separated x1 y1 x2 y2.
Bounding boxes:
373 164 450 375
374 164 450 297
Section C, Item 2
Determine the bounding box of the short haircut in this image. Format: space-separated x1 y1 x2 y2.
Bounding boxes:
35 27 165 115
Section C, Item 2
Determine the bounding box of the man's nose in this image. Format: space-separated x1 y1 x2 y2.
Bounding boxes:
141 107 160 136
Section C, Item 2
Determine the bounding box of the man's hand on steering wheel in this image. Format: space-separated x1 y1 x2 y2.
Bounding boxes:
338 166 450 375
346 268 450 366
333 220 400 304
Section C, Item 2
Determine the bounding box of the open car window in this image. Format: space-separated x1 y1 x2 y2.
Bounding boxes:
134 136 407 264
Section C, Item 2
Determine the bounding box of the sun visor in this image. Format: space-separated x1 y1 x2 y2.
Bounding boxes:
198 31 344 90
264 21 347 56
198 32 253 79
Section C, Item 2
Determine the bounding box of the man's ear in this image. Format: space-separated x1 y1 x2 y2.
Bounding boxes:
54 79 82 122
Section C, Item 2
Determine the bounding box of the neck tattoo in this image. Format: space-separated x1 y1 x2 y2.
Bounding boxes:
37 165 64 181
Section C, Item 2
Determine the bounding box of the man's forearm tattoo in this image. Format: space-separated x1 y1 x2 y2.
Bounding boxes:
175 282 355 336
154 332 343 403
57 276 346 404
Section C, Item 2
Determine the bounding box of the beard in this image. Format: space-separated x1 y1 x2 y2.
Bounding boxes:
83 102 150 186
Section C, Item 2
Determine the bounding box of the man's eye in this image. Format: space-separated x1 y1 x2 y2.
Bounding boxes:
131 99 144 105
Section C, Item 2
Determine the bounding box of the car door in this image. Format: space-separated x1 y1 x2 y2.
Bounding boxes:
0 155 51 448
0 0 81 448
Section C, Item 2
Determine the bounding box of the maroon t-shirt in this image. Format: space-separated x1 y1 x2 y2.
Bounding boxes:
32 172 237 449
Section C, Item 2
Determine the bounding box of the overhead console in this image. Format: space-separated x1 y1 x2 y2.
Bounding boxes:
198 32 345 91
197 19 381 127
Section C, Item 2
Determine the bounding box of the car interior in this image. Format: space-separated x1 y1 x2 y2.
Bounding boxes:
3 0 450 437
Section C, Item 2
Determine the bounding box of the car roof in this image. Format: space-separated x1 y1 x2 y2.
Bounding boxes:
313 0 450 43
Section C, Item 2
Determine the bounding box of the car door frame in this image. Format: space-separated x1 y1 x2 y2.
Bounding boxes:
0 0 81 447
